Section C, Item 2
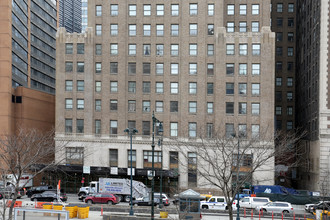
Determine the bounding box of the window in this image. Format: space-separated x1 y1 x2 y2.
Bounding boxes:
288 18 294 27
95 44 102 55
110 120 118 134
252 4 259 15
226 64 234 75
189 123 197 137
95 62 102 73
143 81 151 93
156 63 164 75
128 150 136 167
110 44 118 55
287 62 293 71
129 24 136 36
156 4 164 16
143 151 162 166
239 63 247 75
189 63 197 75
287 77 293 87
110 4 118 16
276 62 283 71
226 44 235 55
288 47 294 56
110 62 118 74
65 62 73 72
171 63 179 75
239 102 247 114
240 4 247 15
129 5 136 16
171 4 179 16
225 123 234 138
287 106 293 115
288 32 294 41
77 80 84 91
170 123 178 137
65 99 73 109
128 63 136 74
65 119 72 133
288 4 294 12
142 121 150 135
226 83 234 95
65 43 73 54
238 124 247 137
66 147 84 165
252 125 260 138
171 44 179 56
189 44 197 56
95 81 102 92
171 82 179 94
144 5 151 16
189 102 197 113
65 80 73 91
227 5 234 15
207 64 214 75
239 83 247 95
207 44 214 56
207 83 213 95
207 102 213 114
277 18 283 27
287 92 293 101
77 119 84 133
206 123 213 138
226 102 234 114
227 22 234 32
287 121 293 130
189 82 197 94
128 81 136 93
77 43 84 54
252 64 260 75
252 103 260 115
276 77 282 86
276 106 282 115
128 100 136 112
77 99 84 109
156 44 164 56
155 101 163 112
110 24 118 36
208 4 214 16
156 82 164 93
276 32 283 42
239 44 248 55
190 24 198 36
239 22 247 32
110 81 118 93
96 24 102 36
143 24 151 36
128 44 136 55
276 91 282 101
252 44 261 55
171 24 179 36
190 4 198 15
156 24 164 36
170 101 178 112
95 100 101 111
142 101 151 112
277 3 283 12
110 100 118 111
252 83 260 95
276 47 283 56
252 22 259 32
143 63 151 74
109 149 118 166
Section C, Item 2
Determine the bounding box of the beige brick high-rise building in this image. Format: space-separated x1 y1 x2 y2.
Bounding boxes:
55 0 275 193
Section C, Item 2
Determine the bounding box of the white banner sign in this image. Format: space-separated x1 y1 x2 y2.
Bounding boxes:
127 168 135 176
110 167 118 175
83 166 90 174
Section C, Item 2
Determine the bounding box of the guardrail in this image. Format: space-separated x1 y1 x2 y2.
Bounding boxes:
14 207 69 220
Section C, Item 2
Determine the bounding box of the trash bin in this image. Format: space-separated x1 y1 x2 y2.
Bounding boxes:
42 203 52 216
77 204 88 219
178 189 204 220
65 205 77 218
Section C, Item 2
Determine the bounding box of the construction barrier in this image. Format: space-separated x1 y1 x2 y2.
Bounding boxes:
6 200 22 208
77 204 89 219
43 203 52 217
65 205 77 218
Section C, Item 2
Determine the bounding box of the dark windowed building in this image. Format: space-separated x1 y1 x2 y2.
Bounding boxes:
59 0 82 33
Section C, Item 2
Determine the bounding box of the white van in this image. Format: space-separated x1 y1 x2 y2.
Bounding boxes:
200 196 237 210
239 197 271 209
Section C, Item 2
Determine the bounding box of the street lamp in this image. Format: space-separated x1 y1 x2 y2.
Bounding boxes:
151 111 163 219
158 137 163 209
232 133 241 220
124 127 138 216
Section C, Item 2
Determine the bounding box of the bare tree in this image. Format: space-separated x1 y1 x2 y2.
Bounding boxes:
168 127 305 220
0 127 68 220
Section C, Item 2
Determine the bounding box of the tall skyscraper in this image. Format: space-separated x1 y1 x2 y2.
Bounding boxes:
81 0 88 32
59 0 82 33
55 0 275 192
0 0 57 134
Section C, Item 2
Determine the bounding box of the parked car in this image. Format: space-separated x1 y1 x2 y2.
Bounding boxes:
84 193 119 205
312 201 330 213
154 193 170 206
200 196 237 210
239 197 271 209
26 186 55 198
255 201 294 214
130 196 160 206
0 184 22 199
30 191 67 202
305 202 321 213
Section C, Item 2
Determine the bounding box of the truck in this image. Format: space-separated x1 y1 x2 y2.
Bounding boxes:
78 178 149 202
